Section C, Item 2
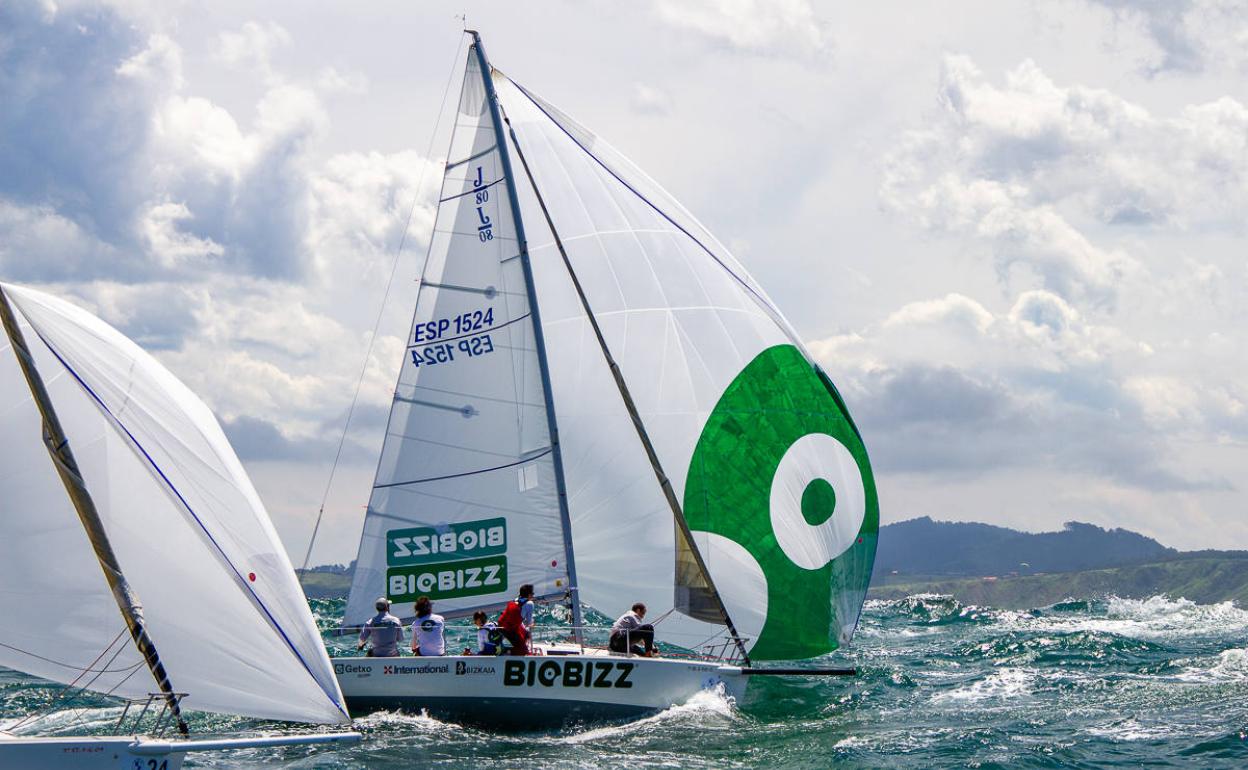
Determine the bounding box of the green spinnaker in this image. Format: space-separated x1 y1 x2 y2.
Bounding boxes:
684 344 879 660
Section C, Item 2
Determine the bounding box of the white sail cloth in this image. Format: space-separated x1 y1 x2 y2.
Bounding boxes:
492 71 877 657
345 52 568 626
0 284 348 724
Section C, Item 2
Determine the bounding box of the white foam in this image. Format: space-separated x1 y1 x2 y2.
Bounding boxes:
1175 647 1248 683
353 708 459 733
1085 718 1172 742
558 683 737 744
930 668 1033 704
995 595 1248 641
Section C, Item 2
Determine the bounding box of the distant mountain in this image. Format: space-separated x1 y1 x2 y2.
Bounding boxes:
874 517 1177 579
870 555 1248 609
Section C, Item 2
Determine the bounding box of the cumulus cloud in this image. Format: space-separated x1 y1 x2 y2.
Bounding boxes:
1087 0 1248 74
882 54 1248 307
810 286 1217 492
650 0 828 56
215 20 291 85
0 3 436 484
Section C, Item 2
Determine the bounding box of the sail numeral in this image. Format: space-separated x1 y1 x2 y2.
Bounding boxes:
413 308 494 344
409 335 494 367
474 165 494 242
411 343 454 367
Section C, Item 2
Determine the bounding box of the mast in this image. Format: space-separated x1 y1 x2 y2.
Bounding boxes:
498 95 753 666
468 31 584 640
0 286 190 735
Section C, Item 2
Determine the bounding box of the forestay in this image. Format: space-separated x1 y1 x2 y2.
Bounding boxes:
0 284 348 724
492 71 880 660
344 50 569 627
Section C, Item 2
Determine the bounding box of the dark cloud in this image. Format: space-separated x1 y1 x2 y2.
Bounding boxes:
849 362 1228 493
222 404 388 466
0 3 323 286
1088 0 1204 74
0 3 151 239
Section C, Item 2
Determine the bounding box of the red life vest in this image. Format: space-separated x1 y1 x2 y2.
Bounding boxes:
498 597 529 638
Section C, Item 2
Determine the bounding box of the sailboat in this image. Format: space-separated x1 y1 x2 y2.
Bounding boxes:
333 31 879 726
0 283 361 767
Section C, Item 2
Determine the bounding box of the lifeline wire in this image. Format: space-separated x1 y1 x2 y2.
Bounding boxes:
300 30 471 576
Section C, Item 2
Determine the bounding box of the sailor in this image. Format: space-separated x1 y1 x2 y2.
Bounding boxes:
498 583 535 655
357 597 404 657
466 610 503 655
609 602 656 657
410 595 446 656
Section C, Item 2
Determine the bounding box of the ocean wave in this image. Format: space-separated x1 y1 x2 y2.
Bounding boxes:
979 595 1248 642
1175 647 1248 684
864 595 1025 627
952 629 1169 667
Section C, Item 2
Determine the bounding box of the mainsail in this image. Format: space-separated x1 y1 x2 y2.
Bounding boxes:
344 50 573 626
347 36 878 661
0 284 348 724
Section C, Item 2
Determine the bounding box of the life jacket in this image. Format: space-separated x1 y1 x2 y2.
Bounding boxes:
479 621 503 655
498 597 530 637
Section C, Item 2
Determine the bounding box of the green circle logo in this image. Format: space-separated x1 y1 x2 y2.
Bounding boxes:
683 344 879 660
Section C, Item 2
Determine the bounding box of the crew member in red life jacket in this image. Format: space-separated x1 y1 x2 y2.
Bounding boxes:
498 583 535 655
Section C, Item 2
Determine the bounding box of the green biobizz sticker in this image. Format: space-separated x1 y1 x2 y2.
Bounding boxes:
684 344 879 660
387 555 508 602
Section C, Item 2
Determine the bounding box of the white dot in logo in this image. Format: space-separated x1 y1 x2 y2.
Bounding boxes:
768 433 866 570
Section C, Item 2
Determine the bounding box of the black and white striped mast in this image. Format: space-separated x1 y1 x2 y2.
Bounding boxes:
0 285 190 735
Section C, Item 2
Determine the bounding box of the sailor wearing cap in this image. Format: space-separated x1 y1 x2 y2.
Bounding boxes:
357 597 404 657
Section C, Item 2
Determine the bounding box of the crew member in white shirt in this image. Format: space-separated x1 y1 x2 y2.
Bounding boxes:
410 595 446 656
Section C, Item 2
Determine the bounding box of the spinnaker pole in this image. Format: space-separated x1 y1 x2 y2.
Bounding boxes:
0 286 190 735
469 31 585 641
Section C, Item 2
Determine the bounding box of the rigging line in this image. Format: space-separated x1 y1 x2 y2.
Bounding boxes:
507 77 805 349
372 447 552 490
2 628 130 732
0 631 131 676
301 31 469 577
502 110 753 667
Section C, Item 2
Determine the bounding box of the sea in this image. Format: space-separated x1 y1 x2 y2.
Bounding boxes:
4 594 1248 768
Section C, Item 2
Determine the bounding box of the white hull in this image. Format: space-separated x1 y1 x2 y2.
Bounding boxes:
0 731 361 769
334 649 748 728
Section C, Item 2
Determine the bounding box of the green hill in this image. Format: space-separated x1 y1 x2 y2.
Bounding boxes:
869 555 1248 608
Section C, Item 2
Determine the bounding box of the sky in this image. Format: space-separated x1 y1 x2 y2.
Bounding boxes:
3 0 1247 563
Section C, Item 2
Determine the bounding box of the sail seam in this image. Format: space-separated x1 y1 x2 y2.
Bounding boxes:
373 447 553 489
25 329 348 720
508 79 792 335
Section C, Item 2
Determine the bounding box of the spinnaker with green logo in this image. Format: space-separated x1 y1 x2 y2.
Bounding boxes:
344 32 878 666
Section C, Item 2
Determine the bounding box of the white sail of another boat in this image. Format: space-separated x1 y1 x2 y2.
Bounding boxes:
0 283 349 724
345 35 878 663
